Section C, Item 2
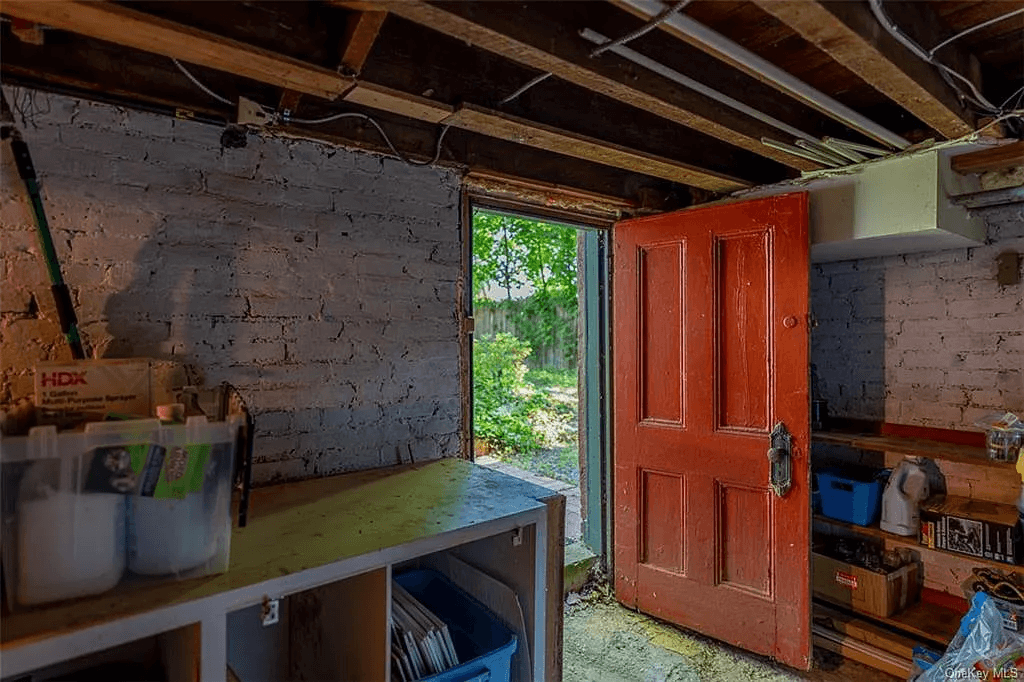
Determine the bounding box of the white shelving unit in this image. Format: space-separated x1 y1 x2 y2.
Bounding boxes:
1 458 564 682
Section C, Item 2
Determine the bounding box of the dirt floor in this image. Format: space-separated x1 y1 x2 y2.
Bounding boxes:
562 584 901 682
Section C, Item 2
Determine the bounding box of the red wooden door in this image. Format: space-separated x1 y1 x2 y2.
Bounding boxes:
613 192 811 669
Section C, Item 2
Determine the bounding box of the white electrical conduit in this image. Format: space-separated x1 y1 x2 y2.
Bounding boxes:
820 138 868 163
761 138 844 168
823 137 890 157
580 28 819 145
795 139 850 166
615 0 910 149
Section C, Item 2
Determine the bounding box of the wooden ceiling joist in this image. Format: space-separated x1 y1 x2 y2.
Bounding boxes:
343 83 750 192
750 0 976 139
1 1 352 100
354 0 820 172
340 10 388 76
443 104 750 192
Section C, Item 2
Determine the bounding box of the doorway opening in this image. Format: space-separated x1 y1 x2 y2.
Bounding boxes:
468 203 609 559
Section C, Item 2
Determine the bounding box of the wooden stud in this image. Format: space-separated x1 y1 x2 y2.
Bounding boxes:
1 1 352 99
343 82 454 124
352 0 820 171
751 0 975 138
340 10 388 76
951 141 1024 175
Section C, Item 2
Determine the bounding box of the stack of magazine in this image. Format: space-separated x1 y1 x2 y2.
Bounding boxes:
391 580 460 681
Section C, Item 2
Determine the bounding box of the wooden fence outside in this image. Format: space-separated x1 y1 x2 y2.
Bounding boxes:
474 303 577 370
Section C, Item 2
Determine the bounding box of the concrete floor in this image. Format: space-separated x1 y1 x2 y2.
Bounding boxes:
474 456 898 681
563 591 900 682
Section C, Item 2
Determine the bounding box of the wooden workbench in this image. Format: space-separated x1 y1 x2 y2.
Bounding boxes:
2 458 564 681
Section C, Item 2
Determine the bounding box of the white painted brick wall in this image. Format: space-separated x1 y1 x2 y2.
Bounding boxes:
812 205 1024 430
0 90 462 484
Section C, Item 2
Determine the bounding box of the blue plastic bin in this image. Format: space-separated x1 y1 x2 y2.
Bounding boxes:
816 467 888 526
394 569 518 682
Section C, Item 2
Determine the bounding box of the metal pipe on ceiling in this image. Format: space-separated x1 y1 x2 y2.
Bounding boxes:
580 28 819 145
615 0 911 150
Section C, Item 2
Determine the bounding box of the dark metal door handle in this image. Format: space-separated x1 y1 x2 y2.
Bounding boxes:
768 422 792 497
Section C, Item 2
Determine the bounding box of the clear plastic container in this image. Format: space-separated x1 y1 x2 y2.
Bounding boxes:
1 416 240 608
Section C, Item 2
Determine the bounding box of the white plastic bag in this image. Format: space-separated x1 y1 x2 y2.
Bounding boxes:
913 592 1024 681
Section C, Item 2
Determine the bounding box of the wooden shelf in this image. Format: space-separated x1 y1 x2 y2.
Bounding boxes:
813 430 998 469
814 514 1024 574
813 596 961 648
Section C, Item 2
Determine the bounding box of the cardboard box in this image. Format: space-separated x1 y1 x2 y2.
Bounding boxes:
812 552 920 618
35 359 151 420
920 495 1019 565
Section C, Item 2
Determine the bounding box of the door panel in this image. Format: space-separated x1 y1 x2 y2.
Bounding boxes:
613 193 810 669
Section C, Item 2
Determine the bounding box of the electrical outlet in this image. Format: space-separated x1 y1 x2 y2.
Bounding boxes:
261 597 279 627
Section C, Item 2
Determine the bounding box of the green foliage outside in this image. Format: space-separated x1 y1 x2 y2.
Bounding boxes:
473 333 546 456
472 210 581 465
473 210 579 366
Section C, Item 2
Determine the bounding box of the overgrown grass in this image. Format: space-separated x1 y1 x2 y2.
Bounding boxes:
526 367 577 390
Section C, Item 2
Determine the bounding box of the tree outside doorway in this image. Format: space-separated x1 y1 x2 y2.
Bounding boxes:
472 209 580 484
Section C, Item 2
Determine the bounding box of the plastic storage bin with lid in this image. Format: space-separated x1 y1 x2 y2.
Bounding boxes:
0 415 241 608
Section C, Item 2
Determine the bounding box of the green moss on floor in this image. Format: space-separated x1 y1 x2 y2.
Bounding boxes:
563 600 801 682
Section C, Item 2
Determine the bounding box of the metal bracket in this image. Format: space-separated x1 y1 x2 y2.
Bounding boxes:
261 596 280 626
768 421 793 498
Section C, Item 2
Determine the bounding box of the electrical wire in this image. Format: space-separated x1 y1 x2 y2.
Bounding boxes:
498 73 553 106
172 58 233 106
867 0 1001 115
498 0 691 105
289 111 452 167
928 7 1024 57
169 57 451 167
588 0 692 58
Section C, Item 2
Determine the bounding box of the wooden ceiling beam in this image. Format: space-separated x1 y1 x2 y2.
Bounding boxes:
0 1 352 100
345 0 820 172
341 83 749 192
951 141 1024 175
339 10 388 76
750 0 976 139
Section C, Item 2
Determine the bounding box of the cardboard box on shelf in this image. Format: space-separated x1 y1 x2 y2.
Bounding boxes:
35 359 151 420
920 495 1019 566
812 552 920 618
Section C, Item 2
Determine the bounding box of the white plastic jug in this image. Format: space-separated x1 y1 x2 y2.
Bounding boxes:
17 491 126 605
880 457 930 536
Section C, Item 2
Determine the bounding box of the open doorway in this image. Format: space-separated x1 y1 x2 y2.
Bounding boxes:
468 203 609 559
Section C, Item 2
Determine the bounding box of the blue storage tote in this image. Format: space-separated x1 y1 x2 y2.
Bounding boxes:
816 467 889 526
394 569 518 682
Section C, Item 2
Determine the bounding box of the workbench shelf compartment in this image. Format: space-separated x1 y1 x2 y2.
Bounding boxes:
1 459 563 682
0 624 200 682
225 568 390 682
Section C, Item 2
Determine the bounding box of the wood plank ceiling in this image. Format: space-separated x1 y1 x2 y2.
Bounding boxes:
2 0 1021 207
